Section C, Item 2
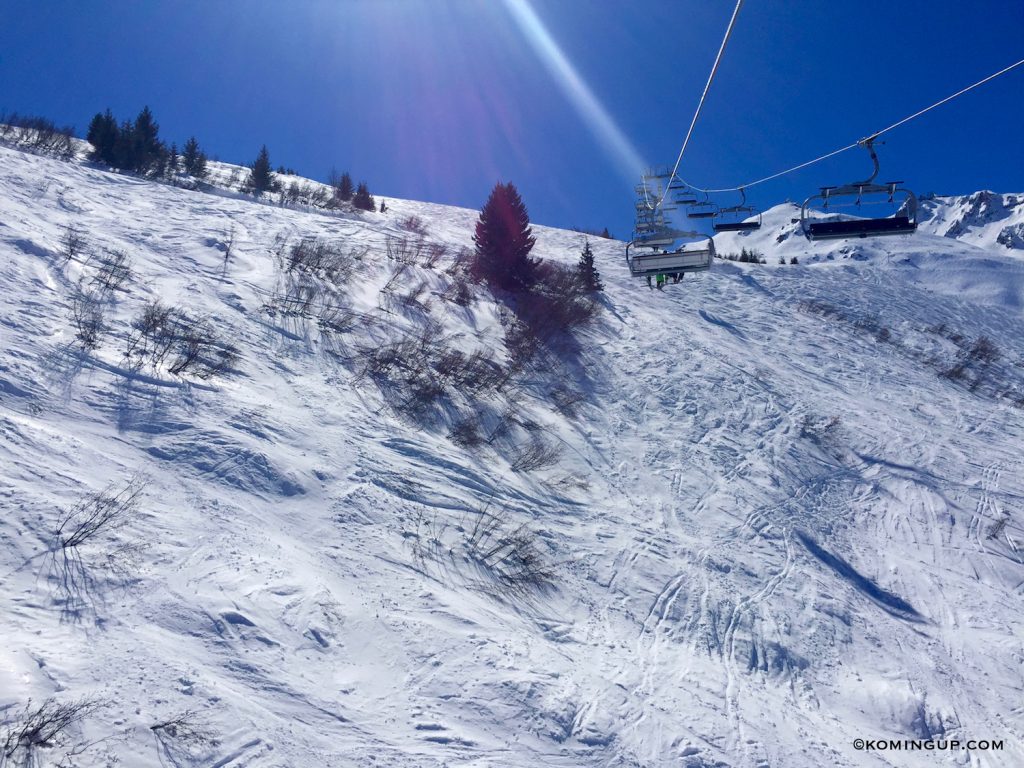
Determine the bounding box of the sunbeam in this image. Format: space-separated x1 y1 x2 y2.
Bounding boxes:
500 0 647 189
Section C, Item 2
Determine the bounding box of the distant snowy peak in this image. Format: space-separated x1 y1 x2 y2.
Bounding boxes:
917 190 1024 252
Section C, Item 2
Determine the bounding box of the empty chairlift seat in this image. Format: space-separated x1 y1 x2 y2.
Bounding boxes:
801 183 918 240
712 188 762 232
800 137 918 241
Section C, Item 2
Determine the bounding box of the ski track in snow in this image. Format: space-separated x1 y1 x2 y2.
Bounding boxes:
1 144 1023 766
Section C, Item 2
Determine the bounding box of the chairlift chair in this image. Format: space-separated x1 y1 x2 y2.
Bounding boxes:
712 188 762 232
668 177 699 205
628 171 713 281
686 194 719 219
800 138 918 240
626 233 715 277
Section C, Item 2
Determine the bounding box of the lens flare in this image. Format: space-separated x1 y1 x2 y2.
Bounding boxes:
500 0 646 188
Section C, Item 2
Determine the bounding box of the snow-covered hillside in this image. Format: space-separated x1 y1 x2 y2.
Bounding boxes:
1 144 1023 768
918 191 1024 252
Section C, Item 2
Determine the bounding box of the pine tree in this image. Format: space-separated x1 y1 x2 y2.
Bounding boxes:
130 106 164 174
86 110 120 165
472 182 538 292
166 143 179 178
352 181 375 211
335 171 354 201
182 136 208 179
600 227 612 239
248 145 275 196
113 119 135 169
577 239 603 292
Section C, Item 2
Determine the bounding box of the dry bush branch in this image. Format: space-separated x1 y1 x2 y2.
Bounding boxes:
0 696 107 766
56 475 147 550
90 249 133 294
70 291 106 351
509 436 563 472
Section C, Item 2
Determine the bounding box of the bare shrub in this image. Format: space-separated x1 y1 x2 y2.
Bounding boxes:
316 302 357 353
380 262 410 296
70 291 105 350
124 300 175 367
465 510 555 598
356 328 509 423
442 272 474 307
61 225 87 264
399 215 428 235
124 302 239 379
550 386 586 418
90 249 133 294
0 112 76 159
509 436 562 472
221 223 237 269
986 515 1010 540
56 475 146 551
544 472 590 494
941 335 1001 387
167 319 240 379
485 406 518 445
396 280 432 314
967 336 999 364
1 696 107 766
512 261 599 345
150 709 216 750
432 349 506 394
446 246 474 276
423 242 447 269
503 319 542 373
448 416 484 447
286 239 353 284
270 277 321 319
385 235 422 265
49 476 148 620
799 414 842 444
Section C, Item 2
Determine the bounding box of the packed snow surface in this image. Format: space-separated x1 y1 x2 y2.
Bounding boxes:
1 144 1023 767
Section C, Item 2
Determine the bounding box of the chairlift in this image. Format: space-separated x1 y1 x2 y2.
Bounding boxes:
628 172 713 281
626 232 714 278
686 193 718 219
668 176 699 205
800 138 917 240
712 188 762 232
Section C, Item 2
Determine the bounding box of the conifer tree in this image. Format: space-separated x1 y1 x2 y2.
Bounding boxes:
130 106 164 174
247 145 275 196
86 110 119 165
352 181 375 211
113 118 135 169
472 182 537 292
166 143 179 178
577 239 603 292
336 172 354 201
182 136 208 179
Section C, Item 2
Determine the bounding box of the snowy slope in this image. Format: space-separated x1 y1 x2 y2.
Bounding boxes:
1 144 1023 768
917 191 1024 252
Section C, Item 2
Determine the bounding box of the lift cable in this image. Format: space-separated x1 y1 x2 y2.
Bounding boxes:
672 56 1024 195
643 0 745 211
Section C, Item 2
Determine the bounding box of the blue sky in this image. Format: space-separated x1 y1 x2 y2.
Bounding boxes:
2 1 1022 238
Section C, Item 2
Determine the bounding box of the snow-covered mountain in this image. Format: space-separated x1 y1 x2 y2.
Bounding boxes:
1 143 1023 768
917 190 1024 252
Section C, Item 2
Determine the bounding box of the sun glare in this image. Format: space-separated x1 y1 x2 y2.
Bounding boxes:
500 0 646 188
